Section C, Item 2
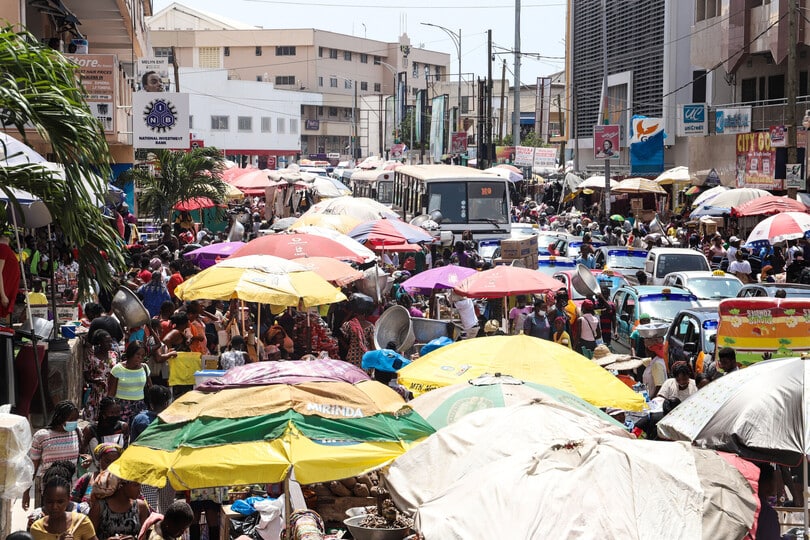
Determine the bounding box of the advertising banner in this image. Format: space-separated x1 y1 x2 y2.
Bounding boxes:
715 107 752 135
513 146 535 167
769 125 786 147
495 146 516 163
593 125 620 159
65 53 116 133
677 104 707 136
133 92 190 149
629 116 665 175
735 132 779 190
429 95 446 163
533 147 558 170
137 57 173 92
450 132 467 154
786 163 805 190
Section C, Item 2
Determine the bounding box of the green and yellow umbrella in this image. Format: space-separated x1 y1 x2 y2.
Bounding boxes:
110 360 435 489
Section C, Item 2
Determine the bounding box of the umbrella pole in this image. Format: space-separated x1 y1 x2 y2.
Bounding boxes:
803 455 808 535
257 302 262 361
284 471 293 536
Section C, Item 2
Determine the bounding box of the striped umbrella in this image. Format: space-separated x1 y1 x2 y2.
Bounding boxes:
110 360 435 489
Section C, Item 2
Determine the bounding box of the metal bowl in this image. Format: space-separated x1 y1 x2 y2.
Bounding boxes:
411 317 461 343
571 263 601 298
111 286 150 329
374 305 415 353
343 516 411 540
636 322 670 339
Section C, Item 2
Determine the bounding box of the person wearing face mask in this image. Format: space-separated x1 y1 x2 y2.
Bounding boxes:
24 401 86 511
84 398 127 453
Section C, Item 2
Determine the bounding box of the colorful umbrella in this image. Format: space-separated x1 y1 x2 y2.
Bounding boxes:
289 214 361 234
690 188 770 218
231 233 371 263
453 265 564 298
744 211 810 247
174 263 345 307
691 185 729 208
173 197 220 211
304 196 399 221
292 256 364 286
400 264 478 294
731 195 808 217
408 373 624 430
286 226 376 262
611 177 667 194
397 334 646 410
348 218 434 246
183 241 245 269
311 176 351 198
609 214 625 222
685 185 701 196
109 360 435 488
232 169 279 195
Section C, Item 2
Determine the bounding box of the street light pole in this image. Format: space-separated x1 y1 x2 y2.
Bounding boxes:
380 61 399 145
421 22 462 132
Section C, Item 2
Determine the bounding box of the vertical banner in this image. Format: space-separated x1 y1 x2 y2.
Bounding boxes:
535 77 551 141
735 132 778 190
415 90 424 142
396 73 406 128
450 132 467 154
593 125 620 159
429 95 447 163
384 96 394 150
132 92 190 149
629 116 665 175
65 54 117 133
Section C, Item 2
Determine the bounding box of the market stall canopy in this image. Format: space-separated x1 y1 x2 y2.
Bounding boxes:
231 233 372 264
110 360 434 488
690 188 770 218
348 218 434 246
400 265 477 294
221 166 255 184
303 196 399 221
731 195 809 217
311 176 351 198
232 169 277 195
289 214 361 235
578 175 618 190
453 265 564 298
291 256 364 286
0 187 53 228
744 212 810 247
0 132 48 165
654 166 692 185
611 177 667 194
173 197 221 211
691 185 730 208
397 334 647 410
289 226 376 262
484 166 522 183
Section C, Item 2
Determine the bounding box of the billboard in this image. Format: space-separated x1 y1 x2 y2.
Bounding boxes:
65 53 116 133
715 107 751 135
735 132 778 190
514 146 535 167
137 57 173 92
593 125 620 159
132 92 190 149
629 116 665 175
677 104 707 137
533 147 558 170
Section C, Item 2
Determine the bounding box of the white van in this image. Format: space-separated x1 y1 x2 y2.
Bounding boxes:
644 248 710 285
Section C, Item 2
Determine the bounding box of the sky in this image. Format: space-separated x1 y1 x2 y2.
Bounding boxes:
152 0 567 85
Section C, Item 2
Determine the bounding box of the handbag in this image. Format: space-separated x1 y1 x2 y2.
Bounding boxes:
586 316 603 346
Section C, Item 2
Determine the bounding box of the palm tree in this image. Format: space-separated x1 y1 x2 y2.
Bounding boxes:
0 25 124 296
121 147 228 222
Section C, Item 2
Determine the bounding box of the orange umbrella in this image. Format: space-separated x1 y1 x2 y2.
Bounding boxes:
174 197 220 211
222 166 256 184
453 265 564 298
292 256 364 286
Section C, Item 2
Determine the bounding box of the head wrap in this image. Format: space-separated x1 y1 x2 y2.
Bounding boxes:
90 470 120 499
93 442 123 461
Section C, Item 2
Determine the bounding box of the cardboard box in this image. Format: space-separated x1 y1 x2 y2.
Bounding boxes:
522 254 538 269
500 235 538 259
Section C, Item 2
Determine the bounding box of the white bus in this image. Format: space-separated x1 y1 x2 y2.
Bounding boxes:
349 169 395 207
392 164 512 242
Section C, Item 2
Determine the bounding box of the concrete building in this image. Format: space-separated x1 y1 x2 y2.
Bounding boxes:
147 2 450 160
3 0 152 164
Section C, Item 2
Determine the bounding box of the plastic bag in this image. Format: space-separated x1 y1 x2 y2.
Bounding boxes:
0 413 35 499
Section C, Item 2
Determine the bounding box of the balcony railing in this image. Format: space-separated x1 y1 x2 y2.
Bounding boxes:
709 95 810 133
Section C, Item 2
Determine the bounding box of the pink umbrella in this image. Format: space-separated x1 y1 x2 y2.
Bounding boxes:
453 265 564 298
174 197 220 211
732 195 808 217
348 218 434 246
401 265 478 294
231 233 370 263
198 358 369 390
233 169 281 195
222 166 256 184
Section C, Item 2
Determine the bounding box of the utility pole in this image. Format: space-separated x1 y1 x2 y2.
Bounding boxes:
513 0 521 147
573 82 579 172
601 0 611 216
556 93 566 168
486 29 493 169
786 0 798 199
378 95 383 157
499 60 507 142
171 46 180 91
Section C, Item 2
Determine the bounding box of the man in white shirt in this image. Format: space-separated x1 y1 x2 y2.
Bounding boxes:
726 236 740 264
728 250 752 282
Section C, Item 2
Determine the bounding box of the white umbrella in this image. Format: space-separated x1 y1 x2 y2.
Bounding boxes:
0 187 53 228
311 176 349 198
654 166 691 185
0 132 48 165
611 177 667 194
217 254 306 273
484 166 522 183
691 185 730 208
287 226 376 263
578 175 618 190
304 196 398 221
690 188 770 218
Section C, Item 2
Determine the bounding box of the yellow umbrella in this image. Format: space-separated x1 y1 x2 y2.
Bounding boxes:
397 335 646 411
611 177 667 194
289 213 362 234
175 265 346 307
223 182 245 201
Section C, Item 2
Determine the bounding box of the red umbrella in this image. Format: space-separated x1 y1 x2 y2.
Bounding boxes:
174 197 220 211
221 166 255 184
233 169 281 195
731 195 808 217
231 233 369 263
348 218 434 246
453 265 564 298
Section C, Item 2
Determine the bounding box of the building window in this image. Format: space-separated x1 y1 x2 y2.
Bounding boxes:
255 46 262 56
768 74 785 100
800 71 808 96
154 47 173 63
343 108 352 119
461 96 472 114
223 46 230 57
329 107 337 117
319 46 324 57
692 70 707 103
695 0 720 22
330 77 338 88
238 116 252 131
741 78 757 102
344 50 352 61
329 48 338 59
413 62 419 78
360 53 368 63
277 118 286 133
344 79 352 89
360 81 368 91
317 106 324 116
256 75 262 82
290 119 298 134
261 117 272 132
276 46 296 56
198 47 221 69
374 56 381 65
275 75 295 85
211 115 229 130
435 66 441 79
318 76 323 87
374 82 381 92
189 115 193 129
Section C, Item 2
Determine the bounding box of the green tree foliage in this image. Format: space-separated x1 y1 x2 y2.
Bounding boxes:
0 25 124 296
120 147 227 222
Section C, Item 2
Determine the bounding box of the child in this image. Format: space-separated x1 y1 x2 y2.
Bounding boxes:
552 316 572 349
138 501 194 540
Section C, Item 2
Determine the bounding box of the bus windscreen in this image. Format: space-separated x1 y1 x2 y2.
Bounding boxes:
427 181 508 224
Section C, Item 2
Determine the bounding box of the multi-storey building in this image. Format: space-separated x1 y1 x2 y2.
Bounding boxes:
147 2 450 161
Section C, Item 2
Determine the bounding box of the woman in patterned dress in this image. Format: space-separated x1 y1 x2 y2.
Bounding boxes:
83 330 118 422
